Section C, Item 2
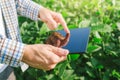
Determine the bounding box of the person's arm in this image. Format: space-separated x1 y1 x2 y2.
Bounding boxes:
16 0 41 20
0 35 69 70
16 0 70 33
0 36 25 67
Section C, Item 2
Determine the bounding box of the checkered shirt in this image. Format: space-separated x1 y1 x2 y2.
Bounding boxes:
0 0 41 67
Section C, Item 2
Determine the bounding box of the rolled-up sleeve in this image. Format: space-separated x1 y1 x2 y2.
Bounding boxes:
0 36 25 67
16 0 41 20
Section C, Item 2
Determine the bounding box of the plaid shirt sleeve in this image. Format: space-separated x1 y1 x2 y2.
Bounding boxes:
16 0 41 21
0 36 25 67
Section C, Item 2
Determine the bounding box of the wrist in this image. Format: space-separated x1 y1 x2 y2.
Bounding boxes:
38 6 44 18
22 45 33 62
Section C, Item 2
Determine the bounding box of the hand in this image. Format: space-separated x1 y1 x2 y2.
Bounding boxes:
22 44 69 70
38 7 70 33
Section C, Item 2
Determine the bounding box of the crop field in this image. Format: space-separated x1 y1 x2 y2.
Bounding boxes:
14 0 120 80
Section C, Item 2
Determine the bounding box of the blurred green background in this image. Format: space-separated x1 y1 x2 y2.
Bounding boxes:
14 0 120 80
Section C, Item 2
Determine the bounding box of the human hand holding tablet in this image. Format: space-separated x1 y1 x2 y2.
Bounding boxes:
45 27 90 54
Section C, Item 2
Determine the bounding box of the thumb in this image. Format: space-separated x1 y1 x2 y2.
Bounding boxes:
51 46 69 56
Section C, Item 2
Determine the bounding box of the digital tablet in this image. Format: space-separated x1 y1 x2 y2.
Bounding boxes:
57 27 90 54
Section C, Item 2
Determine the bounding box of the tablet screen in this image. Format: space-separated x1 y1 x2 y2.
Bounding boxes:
57 28 90 54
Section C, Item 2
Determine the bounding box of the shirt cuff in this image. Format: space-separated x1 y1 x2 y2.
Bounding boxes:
16 0 42 21
0 38 25 67
26 1 41 21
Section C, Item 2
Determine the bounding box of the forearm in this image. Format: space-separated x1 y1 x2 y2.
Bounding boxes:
0 36 25 67
16 0 42 20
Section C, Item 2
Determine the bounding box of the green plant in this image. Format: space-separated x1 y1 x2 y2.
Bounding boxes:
14 0 120 80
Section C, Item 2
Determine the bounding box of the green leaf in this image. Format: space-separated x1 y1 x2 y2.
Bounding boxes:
97 65 104 69
93 31 101 38
54 61 68 77
62 10 68 17
87 44 102 53
79 19 90 28
86 67 95 78
117 22 120 31
103 70 110 80
91 58 98 67
92 37 102 44
69 54 80 61
112 70 120 78
86 62 93 68
39 23 50 35
62 70 76 80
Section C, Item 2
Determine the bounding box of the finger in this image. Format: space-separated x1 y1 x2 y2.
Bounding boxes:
48 56 67 69
47 16 58 30
46 22 54 30
60 56 67 62
46 51 61 64
48 64 57 70
51 46 69 56
55 13 70 33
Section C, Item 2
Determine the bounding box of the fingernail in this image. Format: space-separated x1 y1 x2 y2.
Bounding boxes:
64 49 69 55
65 29 70 34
